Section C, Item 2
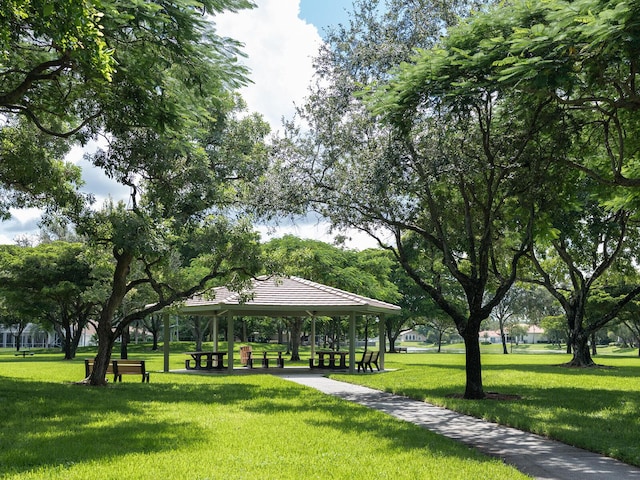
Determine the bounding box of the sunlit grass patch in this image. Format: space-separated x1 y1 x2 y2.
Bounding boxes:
0 351 529 480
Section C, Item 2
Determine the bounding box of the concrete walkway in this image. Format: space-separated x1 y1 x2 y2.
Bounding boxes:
281 374 640 480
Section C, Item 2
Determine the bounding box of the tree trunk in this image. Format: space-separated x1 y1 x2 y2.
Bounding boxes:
565 330 595 367
88 249 133 385
120 325 130 359
437 331 443 353
68 323 84 360
590 332 597 356
387 337 396 353
90 321 116 386
62 323 74 360
463 330 485 399
501 332 508 355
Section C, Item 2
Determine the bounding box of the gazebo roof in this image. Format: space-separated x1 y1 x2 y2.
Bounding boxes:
178 276 401 317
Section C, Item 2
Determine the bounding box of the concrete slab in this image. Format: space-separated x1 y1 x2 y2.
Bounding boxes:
281 374 640 480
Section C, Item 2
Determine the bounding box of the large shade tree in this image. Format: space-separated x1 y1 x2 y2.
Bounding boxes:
0 0 271 385
521 174 640 366
77 100 269 385
410 0 640 367
269 0 561 398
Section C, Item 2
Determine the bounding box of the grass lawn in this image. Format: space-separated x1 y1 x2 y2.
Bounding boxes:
332 351 640 467
0 348 529 480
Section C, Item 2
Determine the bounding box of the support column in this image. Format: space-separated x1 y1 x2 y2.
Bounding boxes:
349 312 356 374
378 314 386 371
310 314 316 365
163 312 171 373
213 315 219 352
227 314 234 374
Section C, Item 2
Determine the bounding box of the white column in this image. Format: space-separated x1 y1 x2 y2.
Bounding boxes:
311 314 316 364
349 312 356 374
378 314 386 370
213 315 219 352
227 314 234 373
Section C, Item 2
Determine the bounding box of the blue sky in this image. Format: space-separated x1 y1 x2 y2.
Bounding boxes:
299 0 354 34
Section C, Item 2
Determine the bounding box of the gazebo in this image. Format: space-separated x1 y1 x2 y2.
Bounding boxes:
163 276 401 373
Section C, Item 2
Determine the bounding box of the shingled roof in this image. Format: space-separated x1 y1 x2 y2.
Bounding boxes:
179 276 401 317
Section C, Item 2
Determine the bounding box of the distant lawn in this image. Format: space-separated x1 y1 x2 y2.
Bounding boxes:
332 352 640 466
0 349 528 480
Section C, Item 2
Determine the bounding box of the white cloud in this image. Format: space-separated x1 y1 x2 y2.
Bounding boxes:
214 0 321 132
0 209 42 244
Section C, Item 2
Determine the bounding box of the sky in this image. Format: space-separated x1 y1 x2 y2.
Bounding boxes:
1 0 378 247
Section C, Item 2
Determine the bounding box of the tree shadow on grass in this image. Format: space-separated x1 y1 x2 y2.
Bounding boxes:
389 381 640 466
0 376 257 477
237 380 507 468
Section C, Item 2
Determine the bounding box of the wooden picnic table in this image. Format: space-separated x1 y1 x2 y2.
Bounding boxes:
185 351 226 370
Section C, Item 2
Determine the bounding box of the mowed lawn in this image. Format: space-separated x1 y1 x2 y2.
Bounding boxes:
333 351 640 466
0 350 528 480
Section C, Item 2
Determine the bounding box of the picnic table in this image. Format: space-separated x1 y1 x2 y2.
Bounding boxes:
14 350 34 358
185 351 226 370
314 351 348 369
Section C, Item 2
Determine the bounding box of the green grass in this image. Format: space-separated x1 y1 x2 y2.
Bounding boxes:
331 352 640 466
0 348 529 480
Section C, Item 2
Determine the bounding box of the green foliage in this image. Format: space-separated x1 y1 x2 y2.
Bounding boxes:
0 119 85 219
0 241 106 358
0 0 255 218
262 235 399 302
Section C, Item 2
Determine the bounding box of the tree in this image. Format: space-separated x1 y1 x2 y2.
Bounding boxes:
423 316 457 353
76 93 267 385
268 0 564 398
143 314 163 351
491 285 559 354
0 242 103 358
491 290 520 355
541 315 569 350
1 0 253 217
521 174 640 366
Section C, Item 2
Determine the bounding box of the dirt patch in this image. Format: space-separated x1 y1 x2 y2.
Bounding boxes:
446 392 522 401
554 362 615 369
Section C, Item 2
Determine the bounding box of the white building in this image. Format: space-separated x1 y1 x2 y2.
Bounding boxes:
398 329 427 342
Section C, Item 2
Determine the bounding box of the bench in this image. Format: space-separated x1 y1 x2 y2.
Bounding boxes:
356 351 380 373
246 351 285 369
85 358 150 383
396 347 408 353
14 351 34 357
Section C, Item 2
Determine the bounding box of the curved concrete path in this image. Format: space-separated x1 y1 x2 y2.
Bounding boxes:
281 374 640 480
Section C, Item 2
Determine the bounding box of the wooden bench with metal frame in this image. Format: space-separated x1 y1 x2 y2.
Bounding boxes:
85 358 150 383
356 351 380 373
